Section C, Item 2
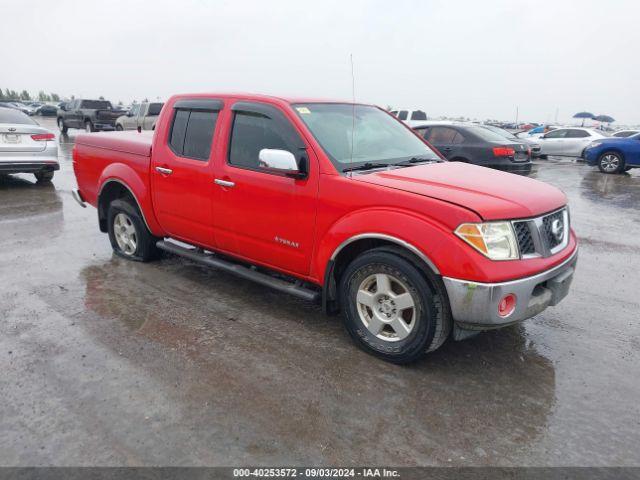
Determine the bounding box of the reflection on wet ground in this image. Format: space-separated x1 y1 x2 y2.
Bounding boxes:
0 117 639 466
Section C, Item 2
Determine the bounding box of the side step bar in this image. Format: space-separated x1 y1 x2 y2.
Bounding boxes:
156 240 320 303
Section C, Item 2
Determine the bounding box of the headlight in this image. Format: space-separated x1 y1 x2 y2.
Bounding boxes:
455 222 519 260
588 141 602 148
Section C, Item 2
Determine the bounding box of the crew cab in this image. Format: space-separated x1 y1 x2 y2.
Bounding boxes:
58 99 124 133
115 101 164 132
71 93 578 363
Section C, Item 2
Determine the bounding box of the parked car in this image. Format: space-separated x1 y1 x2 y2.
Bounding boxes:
57 99 123 133
390 109 428 126
611 130 639 138
583 133 640 173
0 107 59 182
115 101 164 131
537 127 605 158
413 122 531 168
35 104 59 116
481 124 541 157
515 125 560 140
71 93 577 364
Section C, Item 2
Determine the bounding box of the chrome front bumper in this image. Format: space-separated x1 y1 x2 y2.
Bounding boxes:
443 248 578 330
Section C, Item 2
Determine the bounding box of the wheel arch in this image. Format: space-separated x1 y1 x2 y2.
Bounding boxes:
322 233 441 315
96 163 163 236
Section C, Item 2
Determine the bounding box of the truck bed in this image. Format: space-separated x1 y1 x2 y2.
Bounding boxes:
73 131 154 211
75 131 153 156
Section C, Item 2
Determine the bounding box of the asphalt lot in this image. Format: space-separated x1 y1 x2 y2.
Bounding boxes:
1 116 639 467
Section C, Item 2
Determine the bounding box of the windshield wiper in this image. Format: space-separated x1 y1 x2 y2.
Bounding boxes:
393 156 441 166
342 162 390 173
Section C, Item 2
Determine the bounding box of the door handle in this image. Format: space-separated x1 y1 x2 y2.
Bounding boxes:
155 166 173 175
214 179 235 188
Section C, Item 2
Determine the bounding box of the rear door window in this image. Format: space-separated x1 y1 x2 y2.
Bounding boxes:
169 108 218 161
426 127 459 144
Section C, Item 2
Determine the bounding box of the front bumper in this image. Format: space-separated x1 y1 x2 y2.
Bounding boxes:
443 247 578 330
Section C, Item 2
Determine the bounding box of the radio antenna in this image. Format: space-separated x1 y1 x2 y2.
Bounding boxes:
349 53 356 176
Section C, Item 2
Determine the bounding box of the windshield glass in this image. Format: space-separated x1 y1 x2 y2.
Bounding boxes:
0 107 37 125
467 125 514 142
482 124 517 140
293 103 440 170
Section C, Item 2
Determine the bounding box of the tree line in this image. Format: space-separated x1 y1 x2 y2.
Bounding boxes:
0 88 61 102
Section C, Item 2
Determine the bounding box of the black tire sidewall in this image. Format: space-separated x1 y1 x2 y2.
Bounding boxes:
107 199 158 262
339 251 437 363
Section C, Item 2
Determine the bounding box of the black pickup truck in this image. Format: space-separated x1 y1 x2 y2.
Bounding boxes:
57 99 124 133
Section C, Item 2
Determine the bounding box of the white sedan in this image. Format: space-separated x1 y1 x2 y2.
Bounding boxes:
537 127 605 157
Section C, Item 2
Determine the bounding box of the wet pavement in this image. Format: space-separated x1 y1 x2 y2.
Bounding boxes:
1 117 639 466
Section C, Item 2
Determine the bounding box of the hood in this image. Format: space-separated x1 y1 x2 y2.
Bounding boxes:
355 162 566 221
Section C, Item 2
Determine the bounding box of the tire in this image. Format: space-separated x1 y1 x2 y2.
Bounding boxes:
107 198 161 262
85 120 95 133
597 151 624 174
57 117 68 133
339 248 449 364
115 124 123 131
34 171 54 183
625 167 632 172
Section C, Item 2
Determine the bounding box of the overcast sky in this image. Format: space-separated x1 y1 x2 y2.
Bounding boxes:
3 0 639 124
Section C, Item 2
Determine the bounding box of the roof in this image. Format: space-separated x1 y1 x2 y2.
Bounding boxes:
168 92 362 106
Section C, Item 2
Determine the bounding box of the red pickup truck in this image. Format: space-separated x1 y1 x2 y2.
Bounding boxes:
72 93 578 363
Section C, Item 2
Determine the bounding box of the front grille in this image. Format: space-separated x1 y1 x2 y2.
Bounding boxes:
511 208 568 258
541 210 565 249
514 222 535 255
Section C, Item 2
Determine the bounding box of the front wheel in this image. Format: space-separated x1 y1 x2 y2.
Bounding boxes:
107 199 161 262
598 151 624 174
339 248 449 364
85 120 95 133
57 118 68 133
115 124 123 131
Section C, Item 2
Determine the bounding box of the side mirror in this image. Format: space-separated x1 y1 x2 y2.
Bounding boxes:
258 148 301 177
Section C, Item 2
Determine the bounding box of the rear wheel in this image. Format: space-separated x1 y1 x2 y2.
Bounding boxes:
107 199 161 262
57 118 68 133
34 171 54 183
339 249 449 364
598 151 624 174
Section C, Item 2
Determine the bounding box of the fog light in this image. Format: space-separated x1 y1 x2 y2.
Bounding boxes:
498 294 517 317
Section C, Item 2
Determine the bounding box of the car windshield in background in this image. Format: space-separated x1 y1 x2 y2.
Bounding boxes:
293 103 440 170
482 125 518 140
467 125 514 142
81 100 112 109
0 107 37 125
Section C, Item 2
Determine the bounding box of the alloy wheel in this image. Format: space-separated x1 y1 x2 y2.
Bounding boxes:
600 154 620 173
113 213 137 256
355 273 416 342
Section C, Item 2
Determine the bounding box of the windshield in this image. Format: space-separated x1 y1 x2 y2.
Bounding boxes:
467 125 514 142
482 124 517 140
293 103 440 171
0 107 37 125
